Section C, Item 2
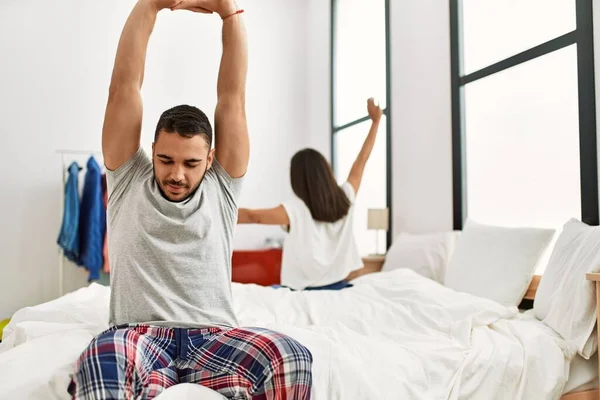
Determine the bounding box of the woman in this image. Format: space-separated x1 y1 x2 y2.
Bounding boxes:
238 98 384 290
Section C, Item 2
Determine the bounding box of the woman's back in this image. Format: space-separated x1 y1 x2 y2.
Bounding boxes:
281 182 362 289
236 98 384 290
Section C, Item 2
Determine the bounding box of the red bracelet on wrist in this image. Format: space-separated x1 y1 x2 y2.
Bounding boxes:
222 9 244 20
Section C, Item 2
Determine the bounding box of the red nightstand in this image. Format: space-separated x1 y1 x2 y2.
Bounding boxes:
232 249 282 286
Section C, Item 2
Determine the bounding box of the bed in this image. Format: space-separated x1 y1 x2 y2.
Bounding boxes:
0 268 596 400
4 217 600 399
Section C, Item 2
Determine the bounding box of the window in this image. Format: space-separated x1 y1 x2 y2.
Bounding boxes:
461 0 576 74
331 0 391 256
465 45 581 229
451 0 597 235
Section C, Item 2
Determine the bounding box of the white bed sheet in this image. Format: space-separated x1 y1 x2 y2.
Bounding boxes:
515 309 599 395
0 269 576 400
564 352 599 394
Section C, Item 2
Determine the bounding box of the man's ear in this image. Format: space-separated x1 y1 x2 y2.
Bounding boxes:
152 142 155 157
207 148 216 169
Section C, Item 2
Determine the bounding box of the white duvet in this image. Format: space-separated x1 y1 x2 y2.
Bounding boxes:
0 269 575 400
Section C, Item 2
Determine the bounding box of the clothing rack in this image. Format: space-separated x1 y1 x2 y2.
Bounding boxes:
56 149 103 297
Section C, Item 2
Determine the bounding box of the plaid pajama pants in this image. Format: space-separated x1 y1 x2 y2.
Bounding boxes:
68 325 313 400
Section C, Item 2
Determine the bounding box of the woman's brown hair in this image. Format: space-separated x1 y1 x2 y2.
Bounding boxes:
290 149 351 223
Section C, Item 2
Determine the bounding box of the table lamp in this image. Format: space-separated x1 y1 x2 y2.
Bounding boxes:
367 208 389 256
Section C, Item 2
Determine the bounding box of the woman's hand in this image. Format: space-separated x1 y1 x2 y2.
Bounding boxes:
367 98 383 122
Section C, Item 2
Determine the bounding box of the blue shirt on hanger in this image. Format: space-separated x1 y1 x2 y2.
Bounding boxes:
79 156 106 281
57 162 82 264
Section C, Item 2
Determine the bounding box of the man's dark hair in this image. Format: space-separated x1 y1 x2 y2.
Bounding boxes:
154 105 213 145
290 148 351 223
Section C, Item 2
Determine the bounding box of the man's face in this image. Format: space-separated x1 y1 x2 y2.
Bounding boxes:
152 131 213 202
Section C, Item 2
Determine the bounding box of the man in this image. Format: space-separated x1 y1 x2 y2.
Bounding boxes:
69 0 313 399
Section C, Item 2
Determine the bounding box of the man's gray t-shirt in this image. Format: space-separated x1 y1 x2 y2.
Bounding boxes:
106 147 241 329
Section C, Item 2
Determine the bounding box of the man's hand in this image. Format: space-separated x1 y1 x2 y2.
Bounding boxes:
172 0 237 18
367 97 383 122
146 0 183 11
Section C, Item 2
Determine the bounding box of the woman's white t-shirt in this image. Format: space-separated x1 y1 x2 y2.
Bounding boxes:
280 182 363 290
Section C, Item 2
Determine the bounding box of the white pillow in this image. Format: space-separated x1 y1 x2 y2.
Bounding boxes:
534 218 600 359
444 219 555 306
381 231 459 283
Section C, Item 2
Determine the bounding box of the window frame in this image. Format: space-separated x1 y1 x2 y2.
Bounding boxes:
330 0 393 248
450 0 598 229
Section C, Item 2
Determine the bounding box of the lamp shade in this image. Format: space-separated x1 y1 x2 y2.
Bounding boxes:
367 208 389 231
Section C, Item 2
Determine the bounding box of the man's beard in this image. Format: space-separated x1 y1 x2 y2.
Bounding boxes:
153 164 208 203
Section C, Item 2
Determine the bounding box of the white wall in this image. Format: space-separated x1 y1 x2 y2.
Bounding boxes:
390 1 454 236
0 0 308 318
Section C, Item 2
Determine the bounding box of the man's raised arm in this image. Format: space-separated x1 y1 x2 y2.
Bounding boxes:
212 2 249 178
103 0 178 171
